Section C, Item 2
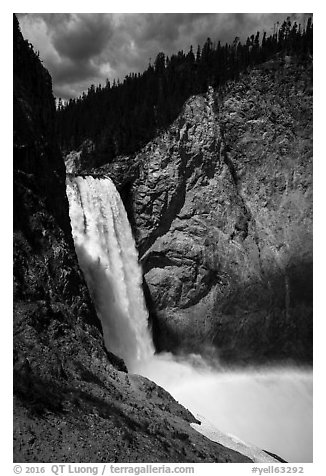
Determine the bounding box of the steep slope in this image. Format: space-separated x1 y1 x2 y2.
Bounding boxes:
13 15 250 463
97 55 312 363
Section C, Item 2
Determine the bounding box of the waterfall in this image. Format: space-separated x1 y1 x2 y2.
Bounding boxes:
66 175 155 368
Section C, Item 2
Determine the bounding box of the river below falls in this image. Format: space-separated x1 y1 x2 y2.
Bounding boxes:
135 356 313 463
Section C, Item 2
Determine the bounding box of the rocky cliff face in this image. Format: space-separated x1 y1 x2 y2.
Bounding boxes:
98 56 312 364
13 16 249 463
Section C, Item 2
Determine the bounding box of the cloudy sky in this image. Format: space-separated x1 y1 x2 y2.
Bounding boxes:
17 13 310 100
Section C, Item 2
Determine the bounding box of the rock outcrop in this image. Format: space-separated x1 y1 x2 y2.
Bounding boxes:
97 56 312 364
13 15 250 463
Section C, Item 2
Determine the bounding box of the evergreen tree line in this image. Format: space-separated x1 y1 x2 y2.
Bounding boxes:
56 17 312 168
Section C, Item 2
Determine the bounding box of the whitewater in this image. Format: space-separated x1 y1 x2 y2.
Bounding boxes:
66 175 313 463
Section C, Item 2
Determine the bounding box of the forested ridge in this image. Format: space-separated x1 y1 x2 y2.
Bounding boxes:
56 17 312 168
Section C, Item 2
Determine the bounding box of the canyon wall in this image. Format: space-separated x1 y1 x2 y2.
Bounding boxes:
98 56 312 363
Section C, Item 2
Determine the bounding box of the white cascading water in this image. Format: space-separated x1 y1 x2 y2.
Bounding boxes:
66 176 312 463
66 175 154 367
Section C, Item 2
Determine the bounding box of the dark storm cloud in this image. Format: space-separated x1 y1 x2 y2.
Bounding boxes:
17 13 311 100
51 14 114 61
